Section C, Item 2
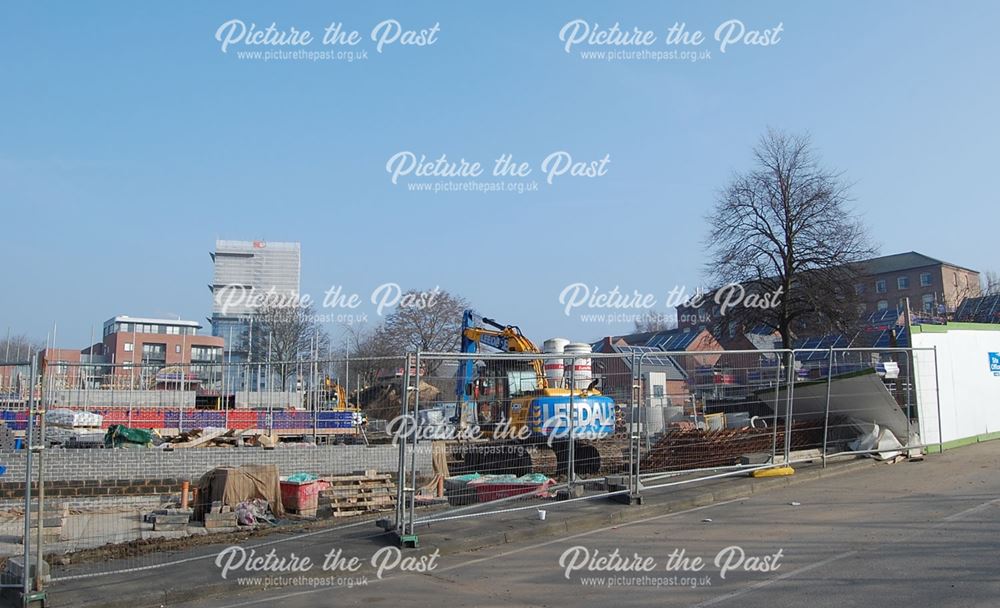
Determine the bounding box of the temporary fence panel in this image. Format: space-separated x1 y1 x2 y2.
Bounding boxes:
0 355 425 583
635 347 935 493
0 360 35 595
398 350 641 534
635 349 792 489
0 345 945 586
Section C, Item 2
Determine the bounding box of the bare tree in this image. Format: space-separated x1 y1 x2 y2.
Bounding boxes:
633 312 676 333
343 324 397 359
376 289 468 373
705 129 877 348
0 333 44 363
0 333 42 393
249 303 330 390
340 324 399 393
983 271 1000 296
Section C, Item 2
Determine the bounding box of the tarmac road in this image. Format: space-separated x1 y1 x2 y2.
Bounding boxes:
176 440 1000 608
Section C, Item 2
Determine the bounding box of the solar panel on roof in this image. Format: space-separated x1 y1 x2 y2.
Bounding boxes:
643 330 700 351
616 345 669 365
955 295 1000 323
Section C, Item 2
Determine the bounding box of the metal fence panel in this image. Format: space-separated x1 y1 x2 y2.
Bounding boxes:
0 346 942 587
0 360 35 593
2 356 425 583
396 350 641 533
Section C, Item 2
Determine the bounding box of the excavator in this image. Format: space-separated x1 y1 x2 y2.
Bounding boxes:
454 310 623 477
317 376 369 442
320 377 355 411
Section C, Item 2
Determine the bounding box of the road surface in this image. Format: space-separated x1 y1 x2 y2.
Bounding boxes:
179 441 1000 607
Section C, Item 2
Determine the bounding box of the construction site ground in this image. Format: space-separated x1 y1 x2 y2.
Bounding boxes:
23 440 1000 608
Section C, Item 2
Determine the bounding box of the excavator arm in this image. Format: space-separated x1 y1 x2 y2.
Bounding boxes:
456 310 548 426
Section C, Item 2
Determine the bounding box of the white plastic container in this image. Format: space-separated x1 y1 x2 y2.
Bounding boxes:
543 338 570 388
564 342 593 390
726 412 751 429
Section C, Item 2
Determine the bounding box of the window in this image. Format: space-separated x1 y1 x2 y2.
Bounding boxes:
855 284 865 295
920 272 932 287
166 326 180 335
898 298 907 311
507 370 539 396
191 346 222 363
922 293 935 312
652 385 665 398
875 280 886 294
124 342 133 352
175 345 181 353
897 276 909 290
142 344 167 367
877 300 889 311
142 343 166 356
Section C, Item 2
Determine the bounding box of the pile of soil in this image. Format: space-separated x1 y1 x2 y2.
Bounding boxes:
359 381 441 421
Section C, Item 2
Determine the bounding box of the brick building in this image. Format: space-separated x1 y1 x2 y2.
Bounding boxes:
855 251 980 316
593 328 724 380
590 340 690 406
676 251 981 332
37 316 224 391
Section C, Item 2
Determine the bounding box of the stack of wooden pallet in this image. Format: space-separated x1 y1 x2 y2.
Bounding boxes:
318 470 396 518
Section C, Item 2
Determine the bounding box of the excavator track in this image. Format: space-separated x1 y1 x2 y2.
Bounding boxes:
458 440 558 476
553 438 627 476
570 438 627 476
458 437 627 478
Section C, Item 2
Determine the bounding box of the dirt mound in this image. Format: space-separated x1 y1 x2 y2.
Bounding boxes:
359 381 441 421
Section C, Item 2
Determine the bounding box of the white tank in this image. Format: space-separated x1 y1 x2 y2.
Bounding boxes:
542 338 570 388
564 342 593 390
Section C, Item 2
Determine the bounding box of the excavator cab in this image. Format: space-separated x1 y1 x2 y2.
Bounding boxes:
454 309 622 476
463 359 540 431
319 376 358 412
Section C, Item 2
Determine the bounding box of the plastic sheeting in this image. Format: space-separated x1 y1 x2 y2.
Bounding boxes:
104 424 154 448
849 421 904 460
46 408 102 428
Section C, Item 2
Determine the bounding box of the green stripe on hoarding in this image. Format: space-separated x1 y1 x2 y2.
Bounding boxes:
912 322 1000 334
925 431 1000 453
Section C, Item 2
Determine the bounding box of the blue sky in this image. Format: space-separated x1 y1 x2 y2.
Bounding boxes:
2 1 998 348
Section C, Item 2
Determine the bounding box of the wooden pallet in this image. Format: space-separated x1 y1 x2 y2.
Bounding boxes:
318 471 397 518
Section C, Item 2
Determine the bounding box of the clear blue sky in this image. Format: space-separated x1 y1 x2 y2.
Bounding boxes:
2 1 998 348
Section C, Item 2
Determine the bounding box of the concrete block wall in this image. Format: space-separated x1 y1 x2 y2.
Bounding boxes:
0 444 432 498
47 389 197 408
235 391 300 409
